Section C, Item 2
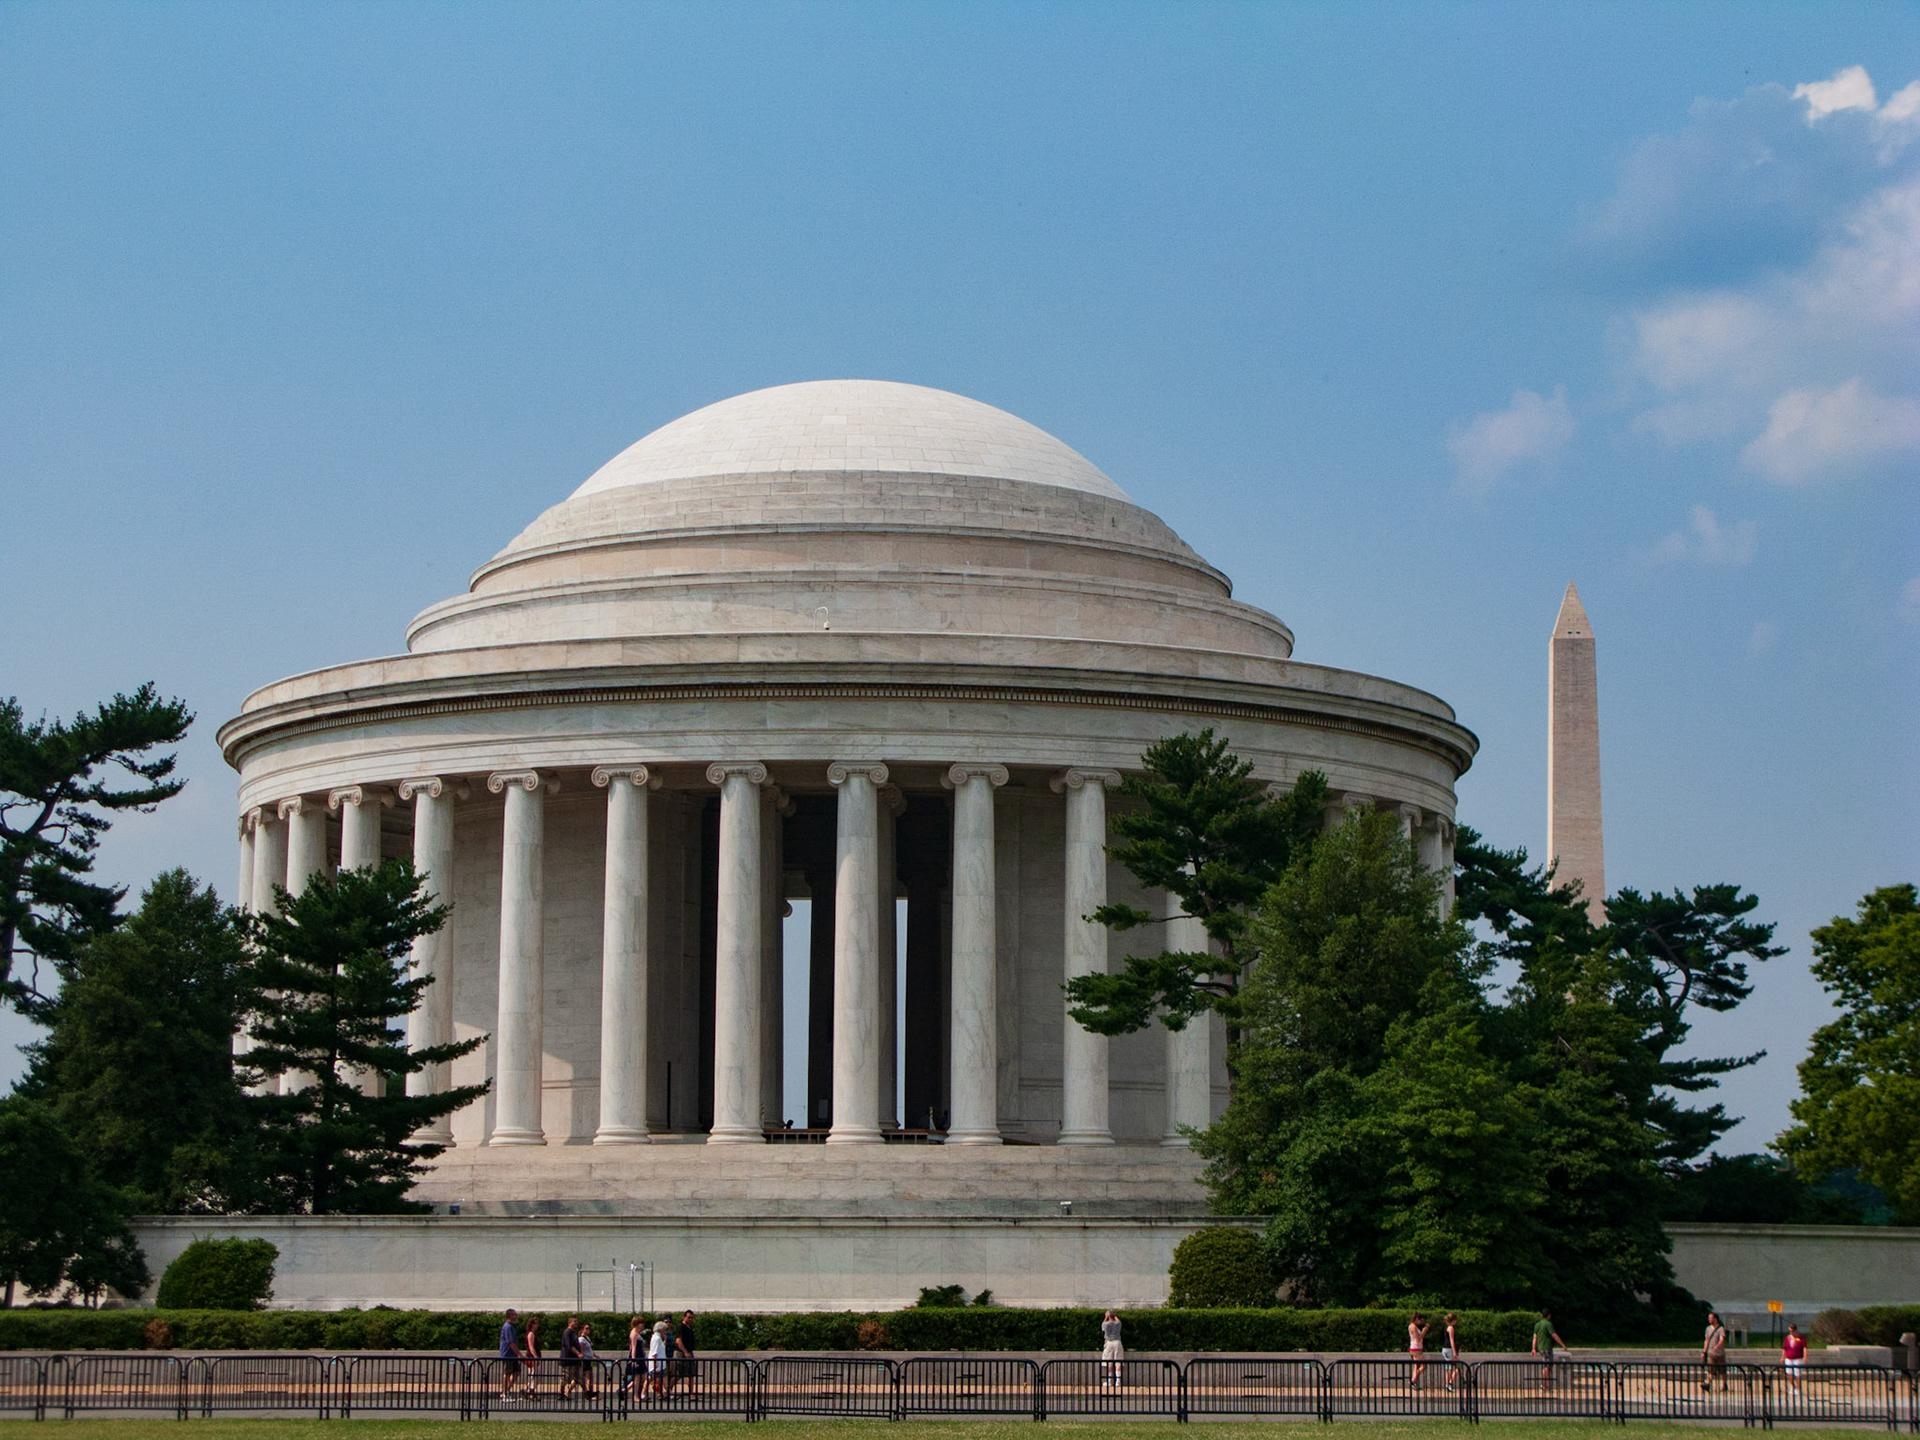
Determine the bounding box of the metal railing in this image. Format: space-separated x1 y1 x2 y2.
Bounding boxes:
0 1350 1910 1426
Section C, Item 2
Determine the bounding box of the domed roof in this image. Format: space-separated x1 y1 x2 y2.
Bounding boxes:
570 379 1131 502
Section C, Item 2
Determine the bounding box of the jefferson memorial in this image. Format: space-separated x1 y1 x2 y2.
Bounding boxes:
203 381 1476 1308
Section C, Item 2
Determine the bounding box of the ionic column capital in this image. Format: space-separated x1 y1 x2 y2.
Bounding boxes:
241 808 261 835
328 784 394 814
767 783 796 816
1436 817 1457 844
1050 767 1121 794
488 769 557 795
592 765 662 791
277 794 314 820
879 783 907 816
1340 791 1373 814
398 775 469 802
827 761 889 787
706 762 769 787
944 763 1009 789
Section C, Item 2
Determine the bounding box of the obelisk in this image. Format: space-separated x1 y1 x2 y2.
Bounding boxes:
1548 582 1606 922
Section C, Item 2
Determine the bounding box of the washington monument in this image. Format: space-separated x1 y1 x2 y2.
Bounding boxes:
1548 582 1606 922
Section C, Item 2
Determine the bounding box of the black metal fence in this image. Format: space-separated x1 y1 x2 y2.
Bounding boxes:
0 1351 1912 1425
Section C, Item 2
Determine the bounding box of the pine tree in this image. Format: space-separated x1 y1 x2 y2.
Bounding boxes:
0 685 192 1017
244 860 486 1214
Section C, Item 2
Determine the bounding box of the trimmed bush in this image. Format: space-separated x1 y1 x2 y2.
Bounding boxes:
1168 1226 1277 1309
154 1239 278 1311
1812 1308 1869 1345
1857 1305 1920 1348
0 1304 1542 1354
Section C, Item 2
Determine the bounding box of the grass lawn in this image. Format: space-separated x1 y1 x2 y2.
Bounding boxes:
0 1425 1896 1439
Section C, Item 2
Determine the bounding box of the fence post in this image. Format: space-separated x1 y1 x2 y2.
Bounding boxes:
1319 1357 1332 1425
1176 1360 1188 1424
1462 1359 1476 1425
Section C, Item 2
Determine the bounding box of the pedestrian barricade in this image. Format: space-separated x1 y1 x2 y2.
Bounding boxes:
1613 1360 1757 1427
1037 1358 1182 1420
898 1356 1040 1419
1325 1357 1472 1420
614 1356 757 1420
760 1355 895 1419
338 1354 472 1419
1184 1356 1324 1419
52 1353 190 1421
1474 1357 1609 1421
471 1354 617 1418
0 1355 46 1421
1764 1362 1905 1431
201 1353 332 1418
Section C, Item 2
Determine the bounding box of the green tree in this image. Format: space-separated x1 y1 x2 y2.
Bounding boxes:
0 1097 149 1307
1066 729 1327 1035
0 685 193 1017
1195 812 1544 1306
1778 884 1920 1223
21 871 254 1212
244 860 486 1213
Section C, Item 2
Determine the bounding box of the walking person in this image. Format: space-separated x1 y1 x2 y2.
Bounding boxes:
577 1323 598 1398
1442 1313 1464 1393
497 1308 524 1401
672 1309 699 1397
1100 1309 1125 1387
1408 1312 1430 1389
1702 1312 1730 1393
559 1316 583 1396
1533 1311 1567 1391
1781 1323 1806 1395
621 1316 644 1399
522 1314 544 1396
647 1318 672 1398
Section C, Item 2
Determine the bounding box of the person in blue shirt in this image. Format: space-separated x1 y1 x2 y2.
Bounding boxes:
498 1308 523 1399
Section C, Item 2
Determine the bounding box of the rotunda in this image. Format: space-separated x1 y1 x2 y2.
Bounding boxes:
220 379 1473 1221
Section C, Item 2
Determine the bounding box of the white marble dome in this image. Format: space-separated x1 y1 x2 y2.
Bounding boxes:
572 379 1132 502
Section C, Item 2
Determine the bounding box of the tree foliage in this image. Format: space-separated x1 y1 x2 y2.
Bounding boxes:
154 1238 277 1310
0 685 192 1018
1167 1226 1277 1308
1066 729 1327 1035
243 860 486 1214
21 870 254 1213
1778 884 1920 1223
0 1097 149 1307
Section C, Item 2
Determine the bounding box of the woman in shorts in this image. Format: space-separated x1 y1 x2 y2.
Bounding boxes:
1408 1313 1429 1389
1782 1323 1807 1393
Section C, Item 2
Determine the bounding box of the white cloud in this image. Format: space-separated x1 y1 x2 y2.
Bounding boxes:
1445 386 1575 495
1740 378 1920 484
1748 621 1778 655
1649 505 1758 567
1794 65 1877 121
1900 577 1920 626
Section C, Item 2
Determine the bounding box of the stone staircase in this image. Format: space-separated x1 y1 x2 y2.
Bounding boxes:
413 1140 1213 1218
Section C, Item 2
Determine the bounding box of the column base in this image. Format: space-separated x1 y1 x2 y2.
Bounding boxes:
1056 1129 1115 1146
594 1128 652 1145
945 1129 1003 1146
826 1126 884 1145
706 1125 766 1145
487 1128 546 1147
410 1128 455 1148
1159 1135 1193 1148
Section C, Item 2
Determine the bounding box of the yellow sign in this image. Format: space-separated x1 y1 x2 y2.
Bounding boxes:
1767 1300 1784 1314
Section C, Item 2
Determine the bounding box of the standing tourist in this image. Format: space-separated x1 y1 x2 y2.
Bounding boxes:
1702 1312 1730 1393
673 1309 699 1397
1100 1309 1125 1387
1407 1312 1429 1389
498 1308 524 1400
1533 1311 1567 1391
1781 1323 1806 1393
1442 1313 1464 1393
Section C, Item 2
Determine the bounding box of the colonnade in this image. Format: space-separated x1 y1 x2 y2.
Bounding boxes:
236 763 1455 1149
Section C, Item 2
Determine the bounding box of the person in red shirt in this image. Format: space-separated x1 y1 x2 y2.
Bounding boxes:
1782 1323 1807 1393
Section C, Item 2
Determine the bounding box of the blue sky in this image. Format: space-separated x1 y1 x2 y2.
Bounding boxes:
2 1 1915 1150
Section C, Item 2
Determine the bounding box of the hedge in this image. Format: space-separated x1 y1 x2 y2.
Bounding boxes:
0 1306 1540 1354
1859 1305 1920 1348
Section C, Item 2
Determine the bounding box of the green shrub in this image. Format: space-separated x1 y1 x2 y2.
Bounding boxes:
154 1239 278 1311
1812 1308 1869 1345
1857 1305 1920 1348
914 1285 967 1308
1168 1226 1277 1309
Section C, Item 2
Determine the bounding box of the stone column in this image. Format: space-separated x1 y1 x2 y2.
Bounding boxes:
706 763 768 1144
1396 802 1421 844
760 786 791 1130
1438 819 1457 918
945 763 1007 1145
827 762 887 1145
331 785 391 871
1162 910 1212 1145
593 767 659 1144
236 813 256 914
876 786 903 1128
488 770 550 1146
281 795 329 897
1340 791 1372 822
250 806 287 914
1053 768 1119 1145
400 776 459 1143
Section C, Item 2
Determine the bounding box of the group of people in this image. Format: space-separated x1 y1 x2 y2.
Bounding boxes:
1404 1312 1472 1391
495 1307 700 1401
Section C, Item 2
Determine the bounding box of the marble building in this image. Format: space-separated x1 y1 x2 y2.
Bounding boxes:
213 382 1475 1300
